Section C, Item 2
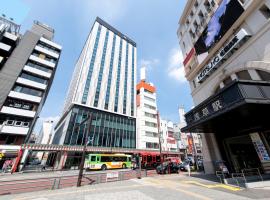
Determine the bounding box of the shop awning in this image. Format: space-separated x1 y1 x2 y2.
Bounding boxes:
181 80 270 134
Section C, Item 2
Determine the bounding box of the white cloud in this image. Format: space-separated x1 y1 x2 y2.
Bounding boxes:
139 58 160 70
167 48 186 83
85 0 129 23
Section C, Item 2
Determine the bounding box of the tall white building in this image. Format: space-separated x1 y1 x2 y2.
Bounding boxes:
160 119 178 152
53 17 137 149
136 67 159 150
178 0 270 174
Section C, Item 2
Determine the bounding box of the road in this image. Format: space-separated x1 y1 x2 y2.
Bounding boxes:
3 174 270 200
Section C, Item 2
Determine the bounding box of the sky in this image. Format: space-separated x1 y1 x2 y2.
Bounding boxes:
2 0 193 132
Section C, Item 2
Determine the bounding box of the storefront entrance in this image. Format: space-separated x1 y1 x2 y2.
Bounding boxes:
223 135 262 172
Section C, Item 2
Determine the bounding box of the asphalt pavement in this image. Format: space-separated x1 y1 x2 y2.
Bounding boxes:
3 173 270 200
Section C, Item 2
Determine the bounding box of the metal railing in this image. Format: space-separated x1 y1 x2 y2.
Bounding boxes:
241 168 263 183
215 171 225 183
0 169 157 195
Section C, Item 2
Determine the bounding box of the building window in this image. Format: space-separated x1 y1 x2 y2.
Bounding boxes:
60 106 136 148
13 85 43 97
146 142 159 149
114 39 123 112
122 42 129 114
194 0 199 8
145 112 156 118
256 70 270 81
204 0 211 12
104 34 116 110
144 96 155 102
81 25 102 104
145 131 158 137
192 80 196 89
189 30 194 39
94 29 109 107
259 4 270 19
236 70 252 80
144 103 156 110
145 121 157 128
20 72 48 84
4 98 37 111
223 76 232 86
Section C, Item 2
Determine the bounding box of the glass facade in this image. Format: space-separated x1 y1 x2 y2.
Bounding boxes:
53 105 136 148
123 42 129 114
131 47 135 116
104 34 116 110
114 39 123 112
82 25 102 104
94 29 109 107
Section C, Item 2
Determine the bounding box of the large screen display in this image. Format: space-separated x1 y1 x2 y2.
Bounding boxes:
194 0 244 59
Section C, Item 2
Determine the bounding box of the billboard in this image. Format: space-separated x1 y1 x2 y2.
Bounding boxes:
194 0 244 61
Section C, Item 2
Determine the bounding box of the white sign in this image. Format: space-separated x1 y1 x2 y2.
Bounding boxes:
106 172 119 179
197 29 250 83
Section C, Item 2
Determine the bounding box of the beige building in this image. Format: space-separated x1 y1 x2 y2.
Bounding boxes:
178 0 270 174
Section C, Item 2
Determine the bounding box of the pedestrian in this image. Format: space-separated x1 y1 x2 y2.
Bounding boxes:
1 160 8 174
186 162 191 176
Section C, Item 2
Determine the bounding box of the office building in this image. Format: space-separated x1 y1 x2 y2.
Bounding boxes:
136 67 159 150
178 0 270 173
0 18 62 163
53 17 137 149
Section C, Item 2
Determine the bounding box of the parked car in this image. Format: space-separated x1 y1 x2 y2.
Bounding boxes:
179 162 190 171
156 161 180 174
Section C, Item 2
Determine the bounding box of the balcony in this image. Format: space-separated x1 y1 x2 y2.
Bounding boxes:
40 37 62 50
1 125 29 135
34 45 59 59
16 77 47 90
8 91 42 103
23 65 51 79
29 55 55 68
1 106 36 118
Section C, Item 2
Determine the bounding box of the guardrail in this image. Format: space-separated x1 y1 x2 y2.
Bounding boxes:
241 168 263 183
0 169 157 196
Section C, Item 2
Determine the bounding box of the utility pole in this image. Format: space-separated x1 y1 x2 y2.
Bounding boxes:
77 113 92 187
156 111 163 161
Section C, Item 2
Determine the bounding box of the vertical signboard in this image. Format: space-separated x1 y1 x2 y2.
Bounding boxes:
250 133 270 162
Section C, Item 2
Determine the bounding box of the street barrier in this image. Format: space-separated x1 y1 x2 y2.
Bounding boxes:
0 169 157 195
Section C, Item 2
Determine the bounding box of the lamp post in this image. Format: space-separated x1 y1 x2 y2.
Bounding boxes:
77 113 92 187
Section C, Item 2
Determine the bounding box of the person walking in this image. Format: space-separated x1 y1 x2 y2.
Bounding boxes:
1 160 8 174
186 162 191 176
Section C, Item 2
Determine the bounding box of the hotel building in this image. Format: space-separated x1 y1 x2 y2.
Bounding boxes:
53 17 137 149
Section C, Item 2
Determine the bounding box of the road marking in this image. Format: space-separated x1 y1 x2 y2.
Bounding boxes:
184 181 241 191
144 178 212 200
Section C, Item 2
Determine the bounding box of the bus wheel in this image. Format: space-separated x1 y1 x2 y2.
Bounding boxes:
101 164 107 171
122 164 126 169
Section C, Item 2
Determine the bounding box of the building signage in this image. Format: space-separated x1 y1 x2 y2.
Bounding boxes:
250 133 270 162
190 98 224 123
197 29 250 83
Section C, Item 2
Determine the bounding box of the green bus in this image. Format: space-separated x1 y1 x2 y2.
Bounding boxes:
84 154 132 170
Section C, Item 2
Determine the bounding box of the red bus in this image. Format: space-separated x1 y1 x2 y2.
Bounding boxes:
138 152 181 168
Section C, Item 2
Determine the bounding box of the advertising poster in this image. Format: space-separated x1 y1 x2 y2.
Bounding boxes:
194 0 244 62
250 133 270 162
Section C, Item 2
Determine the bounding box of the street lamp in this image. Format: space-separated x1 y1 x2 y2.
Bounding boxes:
77 113 93 187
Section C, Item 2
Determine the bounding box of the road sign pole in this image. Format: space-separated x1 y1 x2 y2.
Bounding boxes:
77 113 92 187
